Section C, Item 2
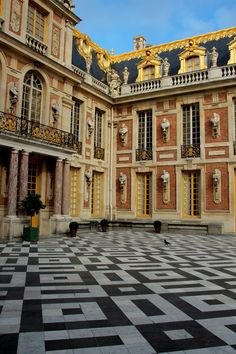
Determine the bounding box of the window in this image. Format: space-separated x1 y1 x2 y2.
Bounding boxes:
21 71 42 122
234 98 236 140
71 100 81 142
70 168 79 216
136 173 151 217
91 171 103 216
94 109 102 148
143 65 155 81
138 110 152 149
186 56 200 72
182 171 200 217
28 162 37 194
27 3 46 42
183 103 200 145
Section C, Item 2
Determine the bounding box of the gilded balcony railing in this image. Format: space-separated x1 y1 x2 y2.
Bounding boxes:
0 111 82 154
94 146 104 160
136 149 153 161
181 144 200 158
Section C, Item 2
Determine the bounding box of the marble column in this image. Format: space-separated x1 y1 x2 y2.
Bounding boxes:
54 158 63 215
19 150 29 211
62 159 70 215
7 149 19 216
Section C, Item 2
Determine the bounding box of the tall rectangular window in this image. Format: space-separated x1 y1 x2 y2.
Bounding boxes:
234 98 236 140
70 168 79 216
136 173 151 217
94 109 102 148
182 171 200 217
183 103 200 145
27 4 46 42
91 171 103 216
138 110 152 149
71 100 81 142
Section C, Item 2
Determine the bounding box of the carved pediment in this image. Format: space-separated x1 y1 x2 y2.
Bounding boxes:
178 39 207 73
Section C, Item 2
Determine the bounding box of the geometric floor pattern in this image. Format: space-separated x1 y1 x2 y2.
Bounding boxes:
1 230 236 353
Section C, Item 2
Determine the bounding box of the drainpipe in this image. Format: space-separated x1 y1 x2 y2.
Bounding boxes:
109 106 114 221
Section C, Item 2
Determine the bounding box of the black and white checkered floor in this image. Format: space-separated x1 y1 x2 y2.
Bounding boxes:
1 230 236 354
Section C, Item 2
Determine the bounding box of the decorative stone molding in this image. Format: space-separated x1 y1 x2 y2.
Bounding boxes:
212 169 221 204
161 170 170 204
118 172 127 204
161 118 170 142
210 47 218 67
119 123 128 146
178 39 207 74
136 49 162 82
10 0 21 33
210 112 220 138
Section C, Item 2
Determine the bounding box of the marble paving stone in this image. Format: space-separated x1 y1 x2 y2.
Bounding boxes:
1 231 236 353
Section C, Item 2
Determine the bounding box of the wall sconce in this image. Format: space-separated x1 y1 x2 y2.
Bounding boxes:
51 102 59 123
210 113 220 138
161 118 170 142
212 169 221 204
87 118 94 138
161 170 170 204
119 123 128 146
118 172 127 204
9 84 18 112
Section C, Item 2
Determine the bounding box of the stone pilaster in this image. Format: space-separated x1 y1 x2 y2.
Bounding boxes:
62 159 70 215
54 158 63 215
7 149 19 216
19 150 29 209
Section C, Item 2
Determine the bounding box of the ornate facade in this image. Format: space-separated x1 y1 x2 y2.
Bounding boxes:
0 0 236 239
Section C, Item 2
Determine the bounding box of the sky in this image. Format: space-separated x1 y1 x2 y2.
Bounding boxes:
73 0 236 55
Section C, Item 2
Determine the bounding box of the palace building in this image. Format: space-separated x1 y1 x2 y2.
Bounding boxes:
0 0 236 239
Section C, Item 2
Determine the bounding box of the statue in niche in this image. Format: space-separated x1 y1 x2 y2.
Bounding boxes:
119 123 128 146
9 84 18 112
107 69 121 97
122 67 129 85
87 118 94 137
85 170 93 184
163 58 170 76
119 172 127 187
161 170 169 184
210 47 219 67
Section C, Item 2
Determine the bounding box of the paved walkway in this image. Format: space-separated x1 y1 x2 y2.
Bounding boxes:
1 230 236 353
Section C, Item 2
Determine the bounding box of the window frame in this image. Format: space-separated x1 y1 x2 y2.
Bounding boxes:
27 3 47 43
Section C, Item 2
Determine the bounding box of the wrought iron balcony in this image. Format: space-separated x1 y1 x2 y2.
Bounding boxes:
94 146 104 160
181 144 200 158
136 148 153 161
0 111 82 154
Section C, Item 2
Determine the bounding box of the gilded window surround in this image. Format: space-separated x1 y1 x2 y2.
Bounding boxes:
178 40 207 74
228 37 236 64
136 50 162 82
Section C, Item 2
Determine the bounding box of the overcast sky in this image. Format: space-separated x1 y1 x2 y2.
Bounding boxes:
73 0 236 54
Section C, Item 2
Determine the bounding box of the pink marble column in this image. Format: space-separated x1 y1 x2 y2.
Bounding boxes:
62 159 70 215
7 149 19 216
54 158 63 215
19 150 29 210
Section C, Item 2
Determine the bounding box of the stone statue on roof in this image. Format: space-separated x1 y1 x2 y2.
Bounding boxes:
107 69 121 97
122 67 129 85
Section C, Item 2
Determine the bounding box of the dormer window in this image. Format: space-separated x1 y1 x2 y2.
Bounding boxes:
143 65 155 80
228 37 236 64
136 49 161 82
186 56 200 72
178 40 207 74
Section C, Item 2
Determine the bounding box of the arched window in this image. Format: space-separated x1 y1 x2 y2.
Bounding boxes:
21 71 42 122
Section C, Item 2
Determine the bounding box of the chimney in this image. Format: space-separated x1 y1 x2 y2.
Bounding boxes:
133 35 147 50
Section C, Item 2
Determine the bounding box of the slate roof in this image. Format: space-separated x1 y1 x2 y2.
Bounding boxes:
72 32 235 85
